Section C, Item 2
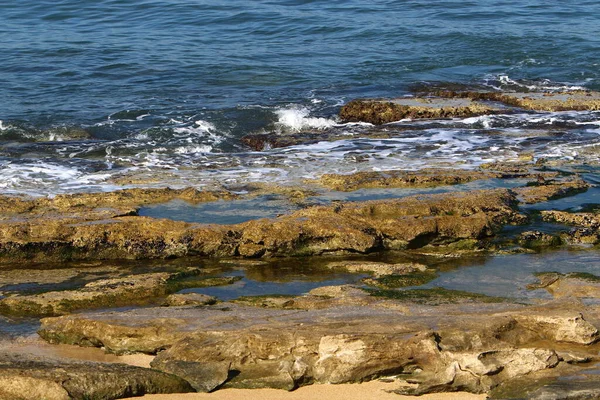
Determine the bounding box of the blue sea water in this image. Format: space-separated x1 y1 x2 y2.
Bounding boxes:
2 0 600 193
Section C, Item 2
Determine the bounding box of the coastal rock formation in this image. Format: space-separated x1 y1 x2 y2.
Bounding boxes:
36 295 600 395
312 169 492 191
339 97 498 124
0 269 238 317
435 90 600 112
0 188 524 261
0 354 192 400
339 91 600 125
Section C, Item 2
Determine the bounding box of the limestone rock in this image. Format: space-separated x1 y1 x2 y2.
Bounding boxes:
514 311 598 345
434 90 600 112
0 188 523 261
150 359 230 392
0 354 193 400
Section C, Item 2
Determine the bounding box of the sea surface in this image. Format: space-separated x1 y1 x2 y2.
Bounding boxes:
2 0 600 194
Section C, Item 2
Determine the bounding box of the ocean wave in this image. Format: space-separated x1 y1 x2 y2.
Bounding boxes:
482 75 587 92
274 106 338 132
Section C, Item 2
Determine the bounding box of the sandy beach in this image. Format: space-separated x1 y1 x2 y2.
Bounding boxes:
129 381 485 400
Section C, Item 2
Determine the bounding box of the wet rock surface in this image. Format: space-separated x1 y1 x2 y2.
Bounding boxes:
512 178 589 204
529 272 600 300
312 169 493 191
339 91 600 125
0 188 524 261
0 269 238 317
339 97 498 124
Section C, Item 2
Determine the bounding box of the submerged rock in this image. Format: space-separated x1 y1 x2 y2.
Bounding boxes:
0 269 237 317
339 97 498 124
164 293 219 307
325 260 427 276
529 272 600 300
512 178 589 204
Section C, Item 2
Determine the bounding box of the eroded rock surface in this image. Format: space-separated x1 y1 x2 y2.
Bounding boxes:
37 290 600 395
0 353 192 400
0 188 524 261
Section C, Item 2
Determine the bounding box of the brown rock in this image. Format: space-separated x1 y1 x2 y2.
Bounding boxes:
339 98 498 124
165 293 218 307
311 169 492 191
435 90 600 112
0 268 227 317
0 354 193 400
325 261 427 277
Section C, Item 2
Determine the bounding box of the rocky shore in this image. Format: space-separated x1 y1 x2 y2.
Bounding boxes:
3 90 600 399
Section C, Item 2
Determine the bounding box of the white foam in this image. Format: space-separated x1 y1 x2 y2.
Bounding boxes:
174 145 213 154
275 106 337 132
0 120 6 131
484 75 586 92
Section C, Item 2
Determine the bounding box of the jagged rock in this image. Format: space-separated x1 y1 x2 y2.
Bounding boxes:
541 211 600 229
0 354 193 400
399 348 560 395
339 97 498 124
514 311 598 345
36 296 600 395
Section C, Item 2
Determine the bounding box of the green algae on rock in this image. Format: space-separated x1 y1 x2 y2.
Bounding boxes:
312 169 493 191
364 287 506 305
0 188 524 261
0 269 240 317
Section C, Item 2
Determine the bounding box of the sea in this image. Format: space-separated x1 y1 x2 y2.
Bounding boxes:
1 0 600 194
